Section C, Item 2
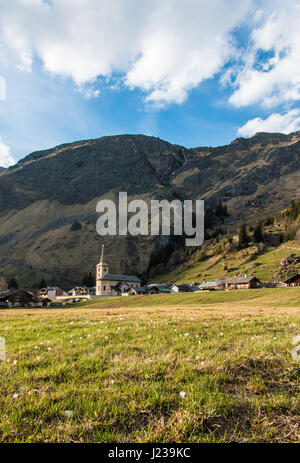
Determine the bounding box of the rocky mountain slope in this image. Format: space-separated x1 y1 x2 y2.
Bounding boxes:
0 131 299 288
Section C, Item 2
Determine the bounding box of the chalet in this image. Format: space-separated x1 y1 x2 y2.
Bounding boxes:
170 283 198 293
128 286 149 295
263 281 286 288
145 284 172 294
37 287 68 300
224 276 261 290
284 274 300 287
0 289 35 308
68 286 89 297
197 280 225 291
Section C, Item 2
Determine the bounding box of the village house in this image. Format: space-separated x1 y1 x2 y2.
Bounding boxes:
95 245 141 296
0 289 36 308
196 276 262 291
284 274 300 287
224 276 261 290
37 287 68 300
127 286 150 295
197 280 225 291
144 284 172 294
263 281 286 288
128 283 200 295
169 283 199 293
68 286 89 297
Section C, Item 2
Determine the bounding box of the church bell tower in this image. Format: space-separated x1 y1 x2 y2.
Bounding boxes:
96 244 109 295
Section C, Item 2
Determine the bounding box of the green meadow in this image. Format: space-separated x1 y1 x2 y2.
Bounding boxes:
0 287 299 442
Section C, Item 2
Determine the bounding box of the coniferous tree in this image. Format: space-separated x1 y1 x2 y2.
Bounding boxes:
38 278 47 289
82 273 94 287
87 272 94 287
238 224 250 248
215 202 229 217
253 221 264 243
8 278 18 290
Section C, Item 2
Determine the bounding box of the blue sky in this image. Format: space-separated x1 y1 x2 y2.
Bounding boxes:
0 0 300 166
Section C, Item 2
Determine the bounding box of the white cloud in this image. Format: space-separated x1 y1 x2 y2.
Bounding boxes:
0 0 299 112
237 110 300 137
0 0 252 106
125 1 252 105
229 0 300 108
76 84 100 99
0 136 15 167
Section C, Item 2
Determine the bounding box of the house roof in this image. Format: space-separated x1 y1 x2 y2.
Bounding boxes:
187 285 201 291
146 283 171 289
100 274 141 282
224 276 259 284
198 281 220 288
68 287 89 294
130 287 147 293
171 284 196 292
110 284 123 292
284 274 300 283
0 289 35 301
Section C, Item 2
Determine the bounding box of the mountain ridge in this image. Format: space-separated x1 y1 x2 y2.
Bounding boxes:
0 131 299 288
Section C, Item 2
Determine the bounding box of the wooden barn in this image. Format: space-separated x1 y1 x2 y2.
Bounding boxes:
284 274 300 287
0 290 35 308
224 276 261 290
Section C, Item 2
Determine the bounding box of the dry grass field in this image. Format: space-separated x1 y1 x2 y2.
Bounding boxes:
0 287 299 442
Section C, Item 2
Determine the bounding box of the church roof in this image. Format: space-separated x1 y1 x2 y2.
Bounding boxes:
99 274 141 282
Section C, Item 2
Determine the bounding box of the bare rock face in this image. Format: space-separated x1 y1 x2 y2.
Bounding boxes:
0 135 187 211
0 131 300 287
276 254 300 280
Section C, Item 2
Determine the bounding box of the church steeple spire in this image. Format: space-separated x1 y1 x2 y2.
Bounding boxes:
99 244 105 264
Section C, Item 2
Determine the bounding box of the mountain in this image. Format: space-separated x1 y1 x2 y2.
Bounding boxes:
0 131 299 288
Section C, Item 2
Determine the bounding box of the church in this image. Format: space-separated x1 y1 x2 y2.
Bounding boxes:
95 245 141 296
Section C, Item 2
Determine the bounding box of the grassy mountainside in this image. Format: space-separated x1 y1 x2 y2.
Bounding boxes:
154 241 300 284
0 131 300 288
